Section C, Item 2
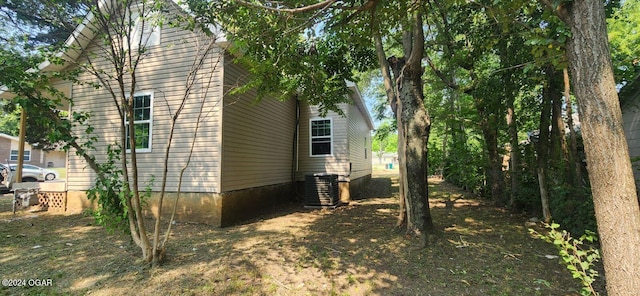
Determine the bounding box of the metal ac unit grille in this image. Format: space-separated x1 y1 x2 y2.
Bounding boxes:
304 174 339 208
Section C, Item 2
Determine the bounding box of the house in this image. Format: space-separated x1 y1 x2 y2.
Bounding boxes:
621 73 640 193
27 0 372 226
373 152 399 167
0 133 65 168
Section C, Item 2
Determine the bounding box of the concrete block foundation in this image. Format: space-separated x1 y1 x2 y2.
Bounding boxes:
65 182 296 227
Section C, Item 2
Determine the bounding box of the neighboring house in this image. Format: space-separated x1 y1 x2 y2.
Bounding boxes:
0 133 65 168
30 1 372 226
621 73 640 193
373 152 399 166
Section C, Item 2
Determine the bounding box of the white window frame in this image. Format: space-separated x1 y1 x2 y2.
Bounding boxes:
125 91 154 153
310 118 333 157
10 150 30 162
364 137 367 159
130 8 160 49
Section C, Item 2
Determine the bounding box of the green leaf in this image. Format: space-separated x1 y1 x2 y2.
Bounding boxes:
580 261 591 270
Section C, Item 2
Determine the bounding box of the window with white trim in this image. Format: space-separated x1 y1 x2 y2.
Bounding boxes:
10 150 30 161
364 137 367 159
130 10 160 49
310 118 332 156
125 93 153 152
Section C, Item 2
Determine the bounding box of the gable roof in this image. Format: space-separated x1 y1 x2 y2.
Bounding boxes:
0 1 107 99
0 133 20 142
0 0 223 99
39 0 223 73
346 81 374 130
2 1 373 131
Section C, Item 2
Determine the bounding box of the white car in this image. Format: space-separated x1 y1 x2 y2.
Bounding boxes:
2 164 59 182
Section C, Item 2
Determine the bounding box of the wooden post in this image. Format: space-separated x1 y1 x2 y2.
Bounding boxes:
16 107 26 182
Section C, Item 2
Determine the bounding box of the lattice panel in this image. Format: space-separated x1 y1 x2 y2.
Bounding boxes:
38 191 67 212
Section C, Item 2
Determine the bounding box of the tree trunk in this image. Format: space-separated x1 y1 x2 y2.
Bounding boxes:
538 66 553 223
373 32 407 228
550 74 569 176
378 7 433 246
388 55 433 244
124 95 152 262
396 96 409 229
472 84 505 204
478 119 505 204
441 121 448 177
402 68 431 231
558 1 640 293
497 37 521 208
506 96 519 208
563 68 583 188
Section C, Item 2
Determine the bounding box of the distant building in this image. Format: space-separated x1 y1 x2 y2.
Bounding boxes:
373 152 398 166
0 133 65 168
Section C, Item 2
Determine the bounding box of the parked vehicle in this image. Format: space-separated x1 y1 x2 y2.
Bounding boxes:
0 164 59 188
10 164 58 181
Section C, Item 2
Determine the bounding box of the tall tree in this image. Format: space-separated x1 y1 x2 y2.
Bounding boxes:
607 0 640 85
3 0 228 265
384 9 434 241
0 0 87 46
549 76 568 176
0 0 92 152
20 0 224 265
0 102 19 136
537 65 555 223
544 0 640 293
563 68 583 188
502 48 521 207
187 0 434 245
0 46 98 170
425 0 513 204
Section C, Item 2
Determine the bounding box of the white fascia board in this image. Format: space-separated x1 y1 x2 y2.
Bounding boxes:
346 80 374 130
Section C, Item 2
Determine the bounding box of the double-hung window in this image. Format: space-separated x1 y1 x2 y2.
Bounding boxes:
10 150 30 161
125 92 153 152
310 118 332 156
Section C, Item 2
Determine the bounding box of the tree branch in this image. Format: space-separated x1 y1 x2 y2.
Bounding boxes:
539 0 570 23
373 31 397 112
406 2 424 68
424 54 458 89
340 0 380 25
234 0 338 14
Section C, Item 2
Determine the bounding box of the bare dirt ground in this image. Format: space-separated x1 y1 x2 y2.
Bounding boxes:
0 170 598 296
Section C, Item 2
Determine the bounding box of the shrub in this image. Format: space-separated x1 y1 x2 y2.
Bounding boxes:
530 223 600 296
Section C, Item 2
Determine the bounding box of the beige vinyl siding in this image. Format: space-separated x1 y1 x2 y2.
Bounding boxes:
220 55 297 192
66 13 224 193
624 110 640 156
48 79 72 107
348 103 372 180
297 102 350 180
623 101 640 191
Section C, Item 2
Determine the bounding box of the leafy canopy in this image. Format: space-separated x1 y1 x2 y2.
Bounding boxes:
184 0 380 115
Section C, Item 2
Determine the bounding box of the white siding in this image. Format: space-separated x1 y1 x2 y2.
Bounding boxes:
220 55 297 191
348 103 373 180
297 102 350 180
66 10 224 193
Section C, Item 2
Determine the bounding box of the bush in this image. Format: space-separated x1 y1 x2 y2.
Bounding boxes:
530 223 600 296
86 145 129 234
